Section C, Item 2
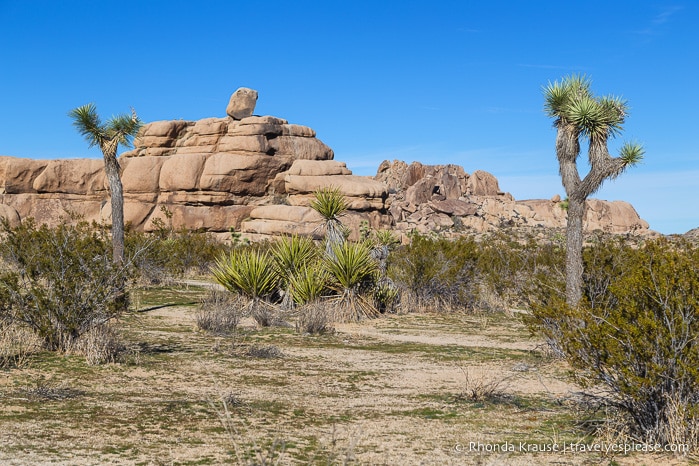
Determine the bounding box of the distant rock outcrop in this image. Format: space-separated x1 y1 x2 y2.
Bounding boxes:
0 88 652 240
376 160 650 238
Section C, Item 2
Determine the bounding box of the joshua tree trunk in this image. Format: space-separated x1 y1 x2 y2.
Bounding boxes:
565 196 585 306
102 139 125 265
555 123 585 307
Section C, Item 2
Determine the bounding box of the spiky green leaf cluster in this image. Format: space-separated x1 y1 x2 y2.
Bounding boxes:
544 74 628 140
212 249 278 300
325 241 381 322
69 103 142 151
620 142 645 167
288 265 330 305
325 241 378 292
271 235 317 283
310 186 348 221
543 74 591 118
373 229 400 248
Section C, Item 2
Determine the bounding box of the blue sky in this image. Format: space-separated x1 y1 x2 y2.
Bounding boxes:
0 0 696 234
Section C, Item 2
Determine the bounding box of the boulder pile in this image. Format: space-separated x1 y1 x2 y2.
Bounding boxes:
378 160 650 238
0 88 651 240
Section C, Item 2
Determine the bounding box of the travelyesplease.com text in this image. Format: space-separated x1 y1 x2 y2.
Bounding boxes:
455 441 688 455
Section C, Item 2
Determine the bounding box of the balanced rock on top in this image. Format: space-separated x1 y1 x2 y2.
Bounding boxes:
226 87 258 120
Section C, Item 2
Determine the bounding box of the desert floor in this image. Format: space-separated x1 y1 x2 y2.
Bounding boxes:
0 283 692 465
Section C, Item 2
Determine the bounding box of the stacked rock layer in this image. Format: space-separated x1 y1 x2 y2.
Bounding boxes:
0 88 650 240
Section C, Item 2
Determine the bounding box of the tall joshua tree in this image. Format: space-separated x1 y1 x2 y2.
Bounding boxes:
69 104 141 265
544 75 644 307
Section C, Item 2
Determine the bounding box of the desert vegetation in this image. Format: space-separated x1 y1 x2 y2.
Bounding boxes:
1 186 698 463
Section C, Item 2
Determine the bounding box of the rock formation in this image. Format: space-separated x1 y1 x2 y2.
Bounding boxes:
378 160 650 238
0 88 651 240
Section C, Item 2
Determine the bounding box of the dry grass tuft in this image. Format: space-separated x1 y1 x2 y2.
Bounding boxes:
209 394 287 465
296 301 335 335
196 289 247 335
453 367 510 403
0 322 41 369
246 345 284 359
72 324 127 365
398 289 464 314
16 375 85 401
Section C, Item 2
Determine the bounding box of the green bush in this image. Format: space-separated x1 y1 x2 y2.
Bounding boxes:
0 220 133 351
528 238 699 447
126 227 227 283
475 233 546 311
387 234 480 310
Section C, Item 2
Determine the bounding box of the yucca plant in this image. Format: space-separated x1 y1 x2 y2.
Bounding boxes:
370 229 400 275
324 241 379 321
287 263 330 305
373 280 400 314
212 249 280 326
270 235 318 307
310 186 349 257
211 248 279 327
212 249 278 300
373 229 399 247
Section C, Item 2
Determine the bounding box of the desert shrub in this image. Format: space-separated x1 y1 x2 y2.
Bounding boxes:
196 289 248 335
370 229 399 274
296 301 335 335
372 279 400 314
453 368 509 403
17 375 85 401
163 228 228 273
387 234 480 311
528 238 699 448
0 220 134 351
246 344 284 359
475 233 543 311
126 227 227 283
249 300 279 327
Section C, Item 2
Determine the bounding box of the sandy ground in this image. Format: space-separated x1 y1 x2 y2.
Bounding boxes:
0 305 694 465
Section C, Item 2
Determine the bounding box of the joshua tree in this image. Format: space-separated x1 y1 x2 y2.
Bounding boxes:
544 75 644 306
69 104 141 265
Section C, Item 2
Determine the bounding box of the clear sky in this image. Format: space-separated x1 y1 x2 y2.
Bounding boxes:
0 0 696 234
